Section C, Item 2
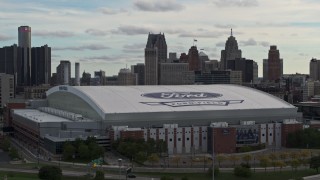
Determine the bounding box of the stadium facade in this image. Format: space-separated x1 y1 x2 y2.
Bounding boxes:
11 85 302 157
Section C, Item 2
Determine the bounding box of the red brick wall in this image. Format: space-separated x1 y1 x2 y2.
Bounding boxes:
120 130 144 140
281 123 303 147
213 127 237 154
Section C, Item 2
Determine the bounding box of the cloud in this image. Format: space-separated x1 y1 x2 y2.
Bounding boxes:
216 42 225 47
111 25 152 35
179 31 226 38
259 41 270 47
33 30 75 38
240 38 270 47
99 7 127 15
299 53 308 57
123 43 146 53
239 38 257 46
214 24 236 29
213 0 258 7
85 29 108 36
134 0 184 12
0 34 13 41
54 44 111 51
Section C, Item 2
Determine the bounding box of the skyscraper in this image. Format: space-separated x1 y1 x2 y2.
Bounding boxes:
144 33 167 85
310 58 320 81
263 46 283 82
0 74 15 108
18 26 32 86
187 46 201 71
220 29 242 70
31 45 51 85
131 63 145 85
56 60 71 85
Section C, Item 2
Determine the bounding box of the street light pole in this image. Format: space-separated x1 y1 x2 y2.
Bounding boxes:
212 128 214 180
118 159 122 180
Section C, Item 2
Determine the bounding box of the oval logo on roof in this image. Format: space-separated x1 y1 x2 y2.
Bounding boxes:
141 92 222 99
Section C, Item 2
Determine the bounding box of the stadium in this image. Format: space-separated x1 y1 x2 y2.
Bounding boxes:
11 85 302 156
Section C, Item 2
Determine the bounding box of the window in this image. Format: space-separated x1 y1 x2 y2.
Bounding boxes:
269 133 272 136
262 134 265 136
203 137 206 140
187 138 189 141
169 138 172 142
178 138 181 141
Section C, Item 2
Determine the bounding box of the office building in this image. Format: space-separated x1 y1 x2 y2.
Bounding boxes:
263 46 283 82
18 26 32 86
31 45 51 85
204 60 219 72
56 61 71 85
0 74 14 108
94 70 106 85
81 71 91 86
310 58 320 81
75 63 80 86
160 63 194 85
188 46 201 71
131 63 145 85
220 29 242 70
195 70 242 85
144 33 167 85
227 58 255 83
117 68 137 85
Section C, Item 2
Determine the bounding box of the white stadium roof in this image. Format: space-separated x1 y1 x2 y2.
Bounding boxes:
46 85 298 127
47 84 294 115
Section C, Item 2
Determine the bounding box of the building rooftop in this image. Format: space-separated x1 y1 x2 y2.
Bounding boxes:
47 84 295 116
13 109 72 123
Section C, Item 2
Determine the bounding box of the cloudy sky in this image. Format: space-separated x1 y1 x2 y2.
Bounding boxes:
0 0 319 77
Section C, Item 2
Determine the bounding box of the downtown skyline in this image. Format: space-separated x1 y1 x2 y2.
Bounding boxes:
0 0 319 76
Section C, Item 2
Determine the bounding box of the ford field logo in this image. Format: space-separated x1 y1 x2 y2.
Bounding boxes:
141 92 222 99
140 92 244 107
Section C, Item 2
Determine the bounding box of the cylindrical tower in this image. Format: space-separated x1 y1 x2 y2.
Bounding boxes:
75 62 80 86
18 26 32 86
18 26 31 48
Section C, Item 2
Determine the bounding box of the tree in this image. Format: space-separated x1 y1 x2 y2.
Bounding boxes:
269 152 278 171
38 166 62 180
290 159 300 172
62 142 75 160
9 147 19 160
276 161 286 172
172 155 181 167
135 151 147 163
147 153 160 166
259 156 270 172
290 151 300 160
78 143 90 160
94 170 105 180
310 156 320 173
229 155 240 167
1 137 10 151
234 166 252 177
216 154 226 167
279 151 289 163
242 154 252 166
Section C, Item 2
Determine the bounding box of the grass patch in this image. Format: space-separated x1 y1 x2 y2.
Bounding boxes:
0 171 91 180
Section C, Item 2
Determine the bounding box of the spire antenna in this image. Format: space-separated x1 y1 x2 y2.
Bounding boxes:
231 28 233 36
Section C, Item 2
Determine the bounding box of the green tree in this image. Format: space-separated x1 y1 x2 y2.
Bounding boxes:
78 143 90 160
94 170 104 180
276 161 286 172
290 159 301 172
216 154 226 167
259 156 270 172
229 155 240 167
234 166 252 177
1 137 10 151
135 151 147 163
269 152 278 171
279 151 289 163
242 154 252 166
9 147 19 160
62 142 75 160
160 176 174 180
310 156 320 173
38 166 62 180
147 153 160 166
